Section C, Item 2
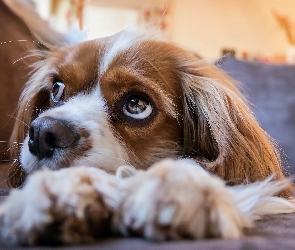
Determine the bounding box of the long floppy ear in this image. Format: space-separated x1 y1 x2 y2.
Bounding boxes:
177 53 291 196
8 52 51 187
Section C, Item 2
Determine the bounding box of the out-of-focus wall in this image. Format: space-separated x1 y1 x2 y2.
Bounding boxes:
34 0 295 60
169 0 295 59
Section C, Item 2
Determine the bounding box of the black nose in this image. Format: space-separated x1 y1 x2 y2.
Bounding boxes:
28 117 78 160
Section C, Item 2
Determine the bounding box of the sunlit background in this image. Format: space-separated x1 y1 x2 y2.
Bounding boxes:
32 0 295 63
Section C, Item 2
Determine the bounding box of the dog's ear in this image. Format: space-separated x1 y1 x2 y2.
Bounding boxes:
8 57 51 187
177 54 288 189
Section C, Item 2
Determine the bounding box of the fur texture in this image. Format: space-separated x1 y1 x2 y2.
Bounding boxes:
1 159 294 245
8 27 289 189
1 26 294 245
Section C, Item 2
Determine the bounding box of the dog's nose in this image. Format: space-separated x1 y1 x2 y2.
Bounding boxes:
28 117 78 160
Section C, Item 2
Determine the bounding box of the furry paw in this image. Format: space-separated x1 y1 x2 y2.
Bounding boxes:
1 160 293 245
0 167 122 246
115 159 253 240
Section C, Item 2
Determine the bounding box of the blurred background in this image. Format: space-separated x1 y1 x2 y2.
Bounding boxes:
33 0 295 63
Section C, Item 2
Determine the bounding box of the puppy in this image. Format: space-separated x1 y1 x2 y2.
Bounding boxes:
0 26 294 245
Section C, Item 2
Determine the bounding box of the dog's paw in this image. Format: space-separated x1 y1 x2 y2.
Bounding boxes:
115 159 251 240
0 167 122 246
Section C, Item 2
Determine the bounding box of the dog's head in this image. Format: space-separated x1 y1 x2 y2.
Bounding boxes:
8 27 285 187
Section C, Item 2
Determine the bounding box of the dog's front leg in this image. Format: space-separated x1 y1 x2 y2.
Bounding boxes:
1 160 293 245
0 167 123 246
114 159 294 240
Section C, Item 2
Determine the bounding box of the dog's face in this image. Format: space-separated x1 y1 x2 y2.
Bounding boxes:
9 27 285 187
19 29 185 174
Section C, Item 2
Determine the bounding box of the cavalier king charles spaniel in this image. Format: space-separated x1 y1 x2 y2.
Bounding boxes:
0 26 294 246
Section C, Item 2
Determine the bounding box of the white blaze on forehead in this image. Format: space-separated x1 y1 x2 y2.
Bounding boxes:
99 25 165 75
100 30 136 74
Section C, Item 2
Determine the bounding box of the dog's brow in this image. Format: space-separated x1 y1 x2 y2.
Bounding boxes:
100 33 139 75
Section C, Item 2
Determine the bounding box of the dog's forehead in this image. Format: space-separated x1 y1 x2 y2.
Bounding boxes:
51 40 102 93
50 31 182 99
98 29 174 74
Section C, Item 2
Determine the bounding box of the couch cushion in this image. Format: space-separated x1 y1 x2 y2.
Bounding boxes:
218 57 295 174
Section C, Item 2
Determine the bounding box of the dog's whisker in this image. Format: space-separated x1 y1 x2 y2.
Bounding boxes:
5 161 25 187
0 40 43 77
140 58 178 119
0 39 40 45
13 54 33 65
4 142 23 154
12 142 23 145
0 159 19 186
12 50 45 66
6 146 22 154
8 115 30 128
142 58 169 86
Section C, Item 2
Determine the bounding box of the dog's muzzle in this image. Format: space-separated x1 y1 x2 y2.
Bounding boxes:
28 117 79 160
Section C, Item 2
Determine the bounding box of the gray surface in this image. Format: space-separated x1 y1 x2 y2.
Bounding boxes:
218 57 295 175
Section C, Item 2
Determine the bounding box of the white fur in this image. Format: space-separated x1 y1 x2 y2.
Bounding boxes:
115 159 295 240
20 87 127 174
3 26 294 246
100 30 137 74
1 159 294 245
0 167 122 245
100 25 164 75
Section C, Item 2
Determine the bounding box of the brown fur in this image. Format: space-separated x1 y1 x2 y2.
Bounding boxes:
8 29 291 197
0 1 37 164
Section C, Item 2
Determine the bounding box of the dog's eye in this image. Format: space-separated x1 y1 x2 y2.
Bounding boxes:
51 82 65 103
123 95 153 119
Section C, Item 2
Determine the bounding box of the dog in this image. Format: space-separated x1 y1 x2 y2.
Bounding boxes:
0 26 294 245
